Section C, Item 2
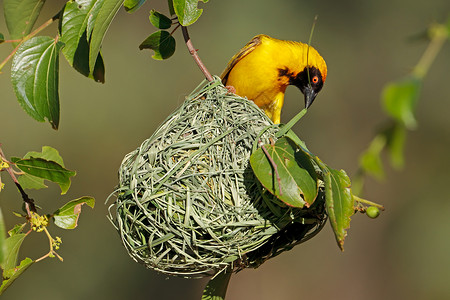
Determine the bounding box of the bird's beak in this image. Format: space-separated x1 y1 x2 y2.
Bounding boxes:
304 85 317 109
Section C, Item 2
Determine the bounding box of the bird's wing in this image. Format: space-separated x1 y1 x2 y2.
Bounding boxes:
220 35 264 84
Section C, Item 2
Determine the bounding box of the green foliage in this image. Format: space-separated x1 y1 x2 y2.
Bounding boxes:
382 76 421 130
124 0 147 13
0 210 5 266
250 137 318 208
356 19 449 191
250 116 358 249
13 157 75 194
202 270 232 300
7 224 27 237
1 233 27 272
1 0 212 127
11 36 64 129
3 0 45 43
0 145 94 294
322 166 354 250
149 10 173 29
173 0 203 26
88 0 124 72
139 30 176 60
139 0 211 61
60 0 106 82
0 33 4 43
0 257 34 295
53 197 95 229
359 134 386 179
385 123 407 169
11 146 76 195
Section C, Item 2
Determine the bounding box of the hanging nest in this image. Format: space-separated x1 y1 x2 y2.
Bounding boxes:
108 77 327 278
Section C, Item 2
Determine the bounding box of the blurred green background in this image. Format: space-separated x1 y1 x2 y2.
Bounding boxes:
1 0 450 299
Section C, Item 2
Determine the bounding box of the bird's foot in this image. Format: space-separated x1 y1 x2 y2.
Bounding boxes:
225 85 236 95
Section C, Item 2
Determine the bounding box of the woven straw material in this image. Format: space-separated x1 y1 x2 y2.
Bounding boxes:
109 77 326 278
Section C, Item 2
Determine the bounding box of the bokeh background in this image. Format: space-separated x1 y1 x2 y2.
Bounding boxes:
1 0 450 299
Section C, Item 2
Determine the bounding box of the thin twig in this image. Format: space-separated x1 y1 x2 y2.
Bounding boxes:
353 195 385 211
0 146 36 216
259 141 282 196
2 39 22 44
181 26 213 82
0 17 56 72
412 23 448 79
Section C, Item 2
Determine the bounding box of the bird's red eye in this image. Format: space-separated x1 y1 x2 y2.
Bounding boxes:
312 76 319 84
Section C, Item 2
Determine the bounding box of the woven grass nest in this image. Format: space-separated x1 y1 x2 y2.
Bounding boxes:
108 77 327 278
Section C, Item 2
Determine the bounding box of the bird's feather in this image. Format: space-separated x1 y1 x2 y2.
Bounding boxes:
221 35 263 84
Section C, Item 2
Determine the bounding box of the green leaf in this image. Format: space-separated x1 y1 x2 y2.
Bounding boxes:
322 166 354 251
0 258 34 295
60 0 105 82
139 30 176 60
385 123 407 169
0 209 5 266
1 233 27 271
250 137 318 208
53 197 95 229
149 10 173 29
382 76 421 129
13 146 71 191
124 0 147 13
16 146 66 190
7 224 26 237
24 146 65 165
26 146 64 165
173 0 203 26
60 0 96 65
3 0 45 44
17 173 47 191
202 270 232 300
11 36 64 129
359 134 386 179
12 158 76 195
88 0 124 72
0 33 4 44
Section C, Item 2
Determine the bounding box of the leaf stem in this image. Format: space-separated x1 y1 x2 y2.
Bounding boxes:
353 194 385 211
275 108 308 138
412 23 448 79
35 227 63 262
2 39 23 44
170 23 181 36
0 17 56 72
181 26 213 82
259 141 282 196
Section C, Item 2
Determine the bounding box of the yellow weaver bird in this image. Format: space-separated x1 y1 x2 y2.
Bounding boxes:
221 34 327 124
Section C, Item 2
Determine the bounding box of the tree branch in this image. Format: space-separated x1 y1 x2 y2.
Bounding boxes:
0 146 36 216
181 26 213 82
0 17 56 72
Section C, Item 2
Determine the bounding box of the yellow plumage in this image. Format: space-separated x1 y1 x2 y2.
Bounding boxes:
221 34 327 124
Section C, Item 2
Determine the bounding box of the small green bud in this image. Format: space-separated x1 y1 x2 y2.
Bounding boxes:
366 206 380 219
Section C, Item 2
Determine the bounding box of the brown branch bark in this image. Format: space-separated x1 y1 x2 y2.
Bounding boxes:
0 146 36 216
181 26 214 82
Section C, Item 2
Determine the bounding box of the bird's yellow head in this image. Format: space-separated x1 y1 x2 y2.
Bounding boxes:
221 34 328 123
285 42 327 109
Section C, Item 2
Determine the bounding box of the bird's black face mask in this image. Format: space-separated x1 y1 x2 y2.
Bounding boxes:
290 66 324 108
